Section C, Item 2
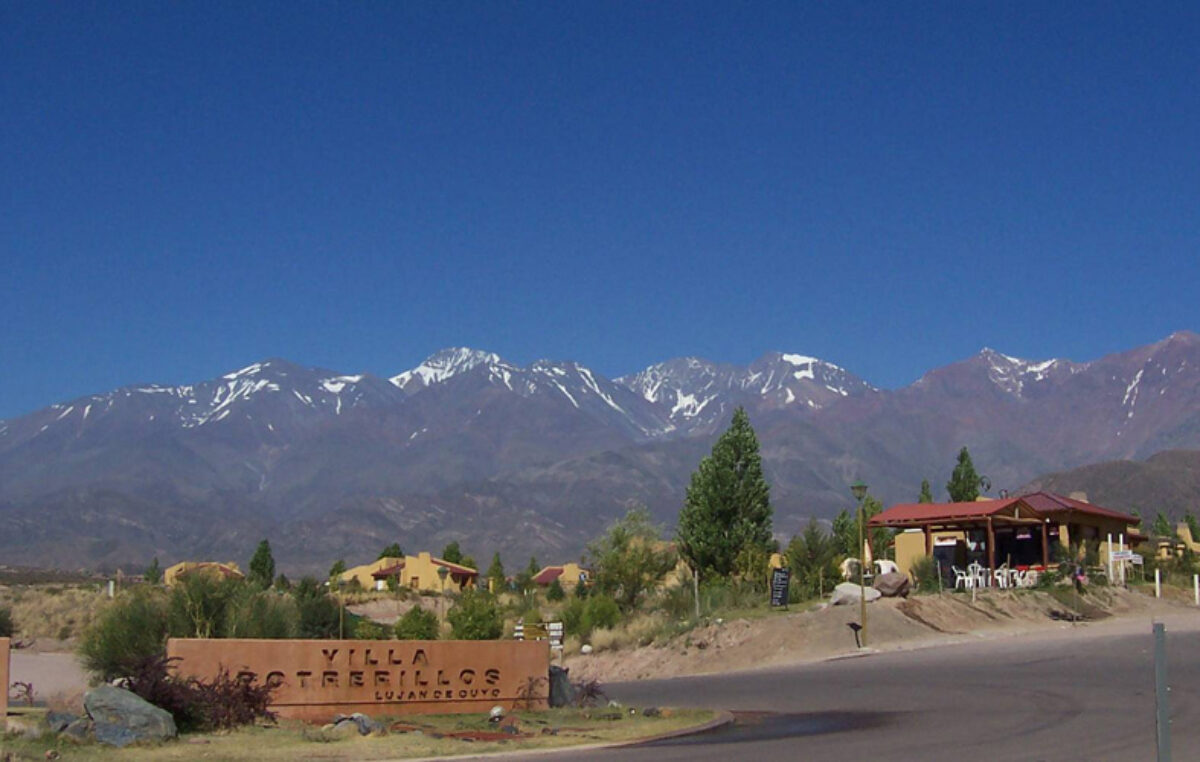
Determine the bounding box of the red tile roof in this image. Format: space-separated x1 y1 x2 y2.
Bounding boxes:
1017 491 1139 524
371 562 405 579
533 567 564 585
434 558 478 576
870 497 1033 526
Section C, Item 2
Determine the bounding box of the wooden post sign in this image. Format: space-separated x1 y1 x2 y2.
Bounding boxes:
770 567 791 608
167 638 550 722
0 637 9 731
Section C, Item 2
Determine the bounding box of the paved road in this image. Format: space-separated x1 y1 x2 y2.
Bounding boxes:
541 616 1200 761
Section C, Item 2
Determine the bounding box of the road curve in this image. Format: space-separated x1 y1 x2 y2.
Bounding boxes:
539 615 1200 761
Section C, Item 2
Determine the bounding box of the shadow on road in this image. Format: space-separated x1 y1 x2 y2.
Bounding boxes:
640 710 899 747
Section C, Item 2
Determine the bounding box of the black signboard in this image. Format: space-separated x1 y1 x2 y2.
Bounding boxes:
769 567 791 608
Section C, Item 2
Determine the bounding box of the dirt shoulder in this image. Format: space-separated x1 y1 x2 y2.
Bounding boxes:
565 587 1200 683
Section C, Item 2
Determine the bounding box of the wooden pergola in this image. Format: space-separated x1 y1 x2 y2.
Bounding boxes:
869 497 1052 571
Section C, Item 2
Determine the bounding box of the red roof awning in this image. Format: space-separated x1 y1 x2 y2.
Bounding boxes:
870 497 1047 527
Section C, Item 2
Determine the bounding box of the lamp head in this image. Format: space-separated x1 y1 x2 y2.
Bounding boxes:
437 565 450 581
850 481 869 501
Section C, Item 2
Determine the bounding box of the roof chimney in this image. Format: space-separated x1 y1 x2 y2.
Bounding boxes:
1069 491 1090 503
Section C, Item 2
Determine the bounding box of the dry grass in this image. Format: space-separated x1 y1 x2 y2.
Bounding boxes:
0 583 110 644
0 707 716 761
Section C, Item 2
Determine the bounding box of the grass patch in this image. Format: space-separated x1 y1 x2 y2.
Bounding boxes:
0 707 716 761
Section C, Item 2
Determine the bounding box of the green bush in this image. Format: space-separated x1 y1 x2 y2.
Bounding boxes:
909 556 941 594
293 577 341 638
447 590 503 640
166 573 240 638
350 615 389 640
562 594 622 638
0 606 14 638
395 606 439 640
584 595 621 632
225 590 299 639
547 578 566 602
79 588 169 682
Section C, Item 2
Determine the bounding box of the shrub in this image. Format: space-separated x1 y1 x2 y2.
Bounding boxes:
395 606 439 640
125 654 276 732
166 573 240 638
350 615 389 640
547 578 566 602
447 590 503 640
225 590 300 639
909 556 941 594
584 595 621 633
79 588 169 682
293 577 341 638
562 597 586 637
0 606 14 638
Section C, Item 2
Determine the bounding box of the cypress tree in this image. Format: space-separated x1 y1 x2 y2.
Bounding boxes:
677 406 773 578
248 540 275 588
946 447 981 502
486 553 506 592
918 479 934 504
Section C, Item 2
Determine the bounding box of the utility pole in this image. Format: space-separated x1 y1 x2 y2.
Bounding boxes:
851 481 869 648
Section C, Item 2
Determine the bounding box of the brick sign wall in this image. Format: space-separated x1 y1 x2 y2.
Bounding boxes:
167 638 549 722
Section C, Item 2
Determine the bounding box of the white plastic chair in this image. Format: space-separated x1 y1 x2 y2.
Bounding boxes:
952 565 973 590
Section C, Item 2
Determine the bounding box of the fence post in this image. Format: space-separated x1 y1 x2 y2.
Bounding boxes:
1108 533 1114 583
1193 574 1198 607
1154 622 1172 762
1155 568 1162 599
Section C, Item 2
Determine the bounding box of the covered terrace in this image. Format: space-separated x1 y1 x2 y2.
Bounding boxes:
870 497 1052 587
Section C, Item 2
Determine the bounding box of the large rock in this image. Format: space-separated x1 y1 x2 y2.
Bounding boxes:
873 571 912 598
829 581 882 606
548 665 575 708
84 685 177 747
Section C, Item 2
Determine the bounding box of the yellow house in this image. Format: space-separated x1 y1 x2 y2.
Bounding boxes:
163 561 244 587
370 552 478 593
338 556 405 589
533 562 590 590
1177 522 1200 553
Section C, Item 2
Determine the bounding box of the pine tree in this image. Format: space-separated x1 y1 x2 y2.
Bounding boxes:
378 543 403 559
486 553 506 592
144 557 162 584
918 479 934 504
329 559 346 581
677 406 773 578
831 509 857 558
248 540 275 588
946 447 981 502
1152 511 1175 538
441 541 464 564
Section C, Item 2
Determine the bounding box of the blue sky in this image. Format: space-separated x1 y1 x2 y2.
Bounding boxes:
3 2 1198 419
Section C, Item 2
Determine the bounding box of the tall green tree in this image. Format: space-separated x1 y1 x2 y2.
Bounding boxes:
831 509 857 558
1152 511 1175 538
587 505 677 612
677 407 773 578
144 557 162 584
248 540 276 588
378 543 403 559
946 447 982 502
441 541 464 564
918 479 934 504
486 553 506 592
786 519 839 598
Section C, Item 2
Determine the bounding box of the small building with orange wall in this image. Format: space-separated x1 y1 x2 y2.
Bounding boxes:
532 562 590 590
370 552 478 593
339 557 405 589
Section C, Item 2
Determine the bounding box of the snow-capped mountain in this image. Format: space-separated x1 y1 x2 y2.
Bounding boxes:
616 351 874 431
2 332 1199 575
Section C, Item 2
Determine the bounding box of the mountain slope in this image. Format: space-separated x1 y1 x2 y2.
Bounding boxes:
1 332 1199 573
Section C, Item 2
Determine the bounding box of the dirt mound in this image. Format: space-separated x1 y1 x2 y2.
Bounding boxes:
566 587 1176 683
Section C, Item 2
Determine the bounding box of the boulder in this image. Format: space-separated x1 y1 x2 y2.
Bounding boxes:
829 582 882 606
873 571 911 598
548 665 575 708
46 711 78 734
84 685 177 747
331 712 384 736
62 718 96 743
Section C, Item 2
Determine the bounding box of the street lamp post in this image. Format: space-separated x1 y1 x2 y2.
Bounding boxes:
851 480 869 648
